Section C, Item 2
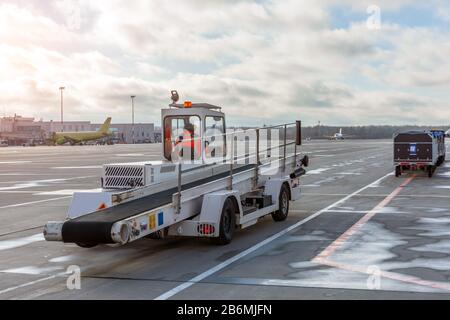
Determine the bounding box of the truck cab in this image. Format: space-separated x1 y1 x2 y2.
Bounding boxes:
162 100 227 163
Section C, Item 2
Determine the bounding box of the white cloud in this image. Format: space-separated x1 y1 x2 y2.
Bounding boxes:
0 0 449 126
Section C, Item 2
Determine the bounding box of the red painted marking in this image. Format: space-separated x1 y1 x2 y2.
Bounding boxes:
310 174 450 292
314 175 415 261
315 257 450 292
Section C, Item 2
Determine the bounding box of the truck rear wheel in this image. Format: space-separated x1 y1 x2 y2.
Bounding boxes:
428 166 435 178
213 198 236 245
272 184 290 222
395 166 401 177
76 242 97 248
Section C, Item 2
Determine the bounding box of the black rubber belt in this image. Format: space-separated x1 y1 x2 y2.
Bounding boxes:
62 164 254 244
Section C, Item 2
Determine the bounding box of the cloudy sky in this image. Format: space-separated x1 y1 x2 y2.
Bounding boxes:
0 0 449 126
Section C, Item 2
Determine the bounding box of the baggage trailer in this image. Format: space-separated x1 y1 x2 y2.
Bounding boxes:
394 130 446 178
43 91 309 247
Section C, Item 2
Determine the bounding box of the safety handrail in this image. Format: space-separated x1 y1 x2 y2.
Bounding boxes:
173 121 300 213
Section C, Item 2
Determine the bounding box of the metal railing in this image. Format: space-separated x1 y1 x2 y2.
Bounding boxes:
172 122 300 214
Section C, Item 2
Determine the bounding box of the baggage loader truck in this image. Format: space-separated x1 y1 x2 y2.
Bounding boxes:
394 130 446 178
44 91 309 247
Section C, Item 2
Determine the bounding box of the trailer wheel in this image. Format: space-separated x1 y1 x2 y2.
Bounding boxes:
213 198 236 245
428 166 435 178
272 184 290 222
75 242 97 248
395 166 401 177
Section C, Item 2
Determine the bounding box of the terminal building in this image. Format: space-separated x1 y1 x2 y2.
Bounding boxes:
0 115 155 145
0 115 45 145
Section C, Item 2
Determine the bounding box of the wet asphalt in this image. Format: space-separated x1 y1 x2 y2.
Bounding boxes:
0 140 449 299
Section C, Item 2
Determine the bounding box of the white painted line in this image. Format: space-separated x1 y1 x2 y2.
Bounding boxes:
34 188 102 196
306 168 331 175
52 166 102 169
0 161 31 164
0 196 71 210
1 265 64 275
0 275 57 296
115 153 145 157
311 154 335 157
0 234 44 251
0 191 45 194
302 192 450 199
302 193 387 197
0 176 96 191
154 172 393 300
324 210 376 214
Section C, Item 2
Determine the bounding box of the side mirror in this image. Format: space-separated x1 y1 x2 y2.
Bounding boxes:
301 155 309 167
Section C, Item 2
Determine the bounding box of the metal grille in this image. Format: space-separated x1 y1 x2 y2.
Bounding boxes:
103 165 145 189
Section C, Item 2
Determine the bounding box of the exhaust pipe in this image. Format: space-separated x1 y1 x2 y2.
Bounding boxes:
111 222 131 244
43 222 64 241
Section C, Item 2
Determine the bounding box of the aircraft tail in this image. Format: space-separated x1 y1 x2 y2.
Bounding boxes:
339 128 342 134
99 117 112 133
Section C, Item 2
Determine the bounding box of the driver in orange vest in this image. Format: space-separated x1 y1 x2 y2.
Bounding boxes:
175 122 202 160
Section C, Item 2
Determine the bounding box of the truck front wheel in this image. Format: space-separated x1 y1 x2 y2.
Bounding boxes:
272 184 290 222
213 198 236 245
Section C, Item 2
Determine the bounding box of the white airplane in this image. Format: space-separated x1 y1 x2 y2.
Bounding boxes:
326 128 346 140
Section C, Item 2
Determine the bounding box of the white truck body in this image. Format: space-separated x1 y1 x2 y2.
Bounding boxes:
44 94 308 247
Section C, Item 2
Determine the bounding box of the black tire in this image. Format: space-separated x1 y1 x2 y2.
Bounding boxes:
395 166 401 177
272 184 290 222
302 155 309 167
212 198 236 245
428 166 434 178
146 228 168 240
75 242 97 248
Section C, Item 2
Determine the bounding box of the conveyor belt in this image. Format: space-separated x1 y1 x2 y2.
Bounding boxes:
62 164 254 244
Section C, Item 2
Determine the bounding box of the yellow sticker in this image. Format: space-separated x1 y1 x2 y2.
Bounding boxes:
148 214 156 230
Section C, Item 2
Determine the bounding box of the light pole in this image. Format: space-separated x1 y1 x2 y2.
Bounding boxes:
130 95 136 144
59 87 65 132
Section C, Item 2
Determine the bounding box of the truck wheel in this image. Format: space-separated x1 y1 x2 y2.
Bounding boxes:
76 242 97 248
213 198 236 245
146 228 168 240
272 184 290 222
428 166 434 178
395 166 401 177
